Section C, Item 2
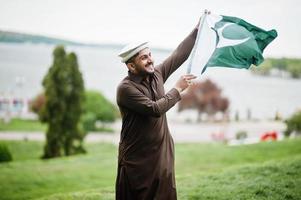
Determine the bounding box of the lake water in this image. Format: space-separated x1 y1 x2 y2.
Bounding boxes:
0 43 300 120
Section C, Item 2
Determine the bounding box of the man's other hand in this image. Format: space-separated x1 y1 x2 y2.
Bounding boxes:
174 74 197 93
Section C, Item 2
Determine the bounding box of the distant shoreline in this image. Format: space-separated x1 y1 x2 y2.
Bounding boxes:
0 30 172 53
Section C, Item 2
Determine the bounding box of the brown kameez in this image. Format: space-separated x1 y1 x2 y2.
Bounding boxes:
116 27 198 200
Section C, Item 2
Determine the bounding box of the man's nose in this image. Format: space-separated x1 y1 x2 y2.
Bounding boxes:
147 57 153 63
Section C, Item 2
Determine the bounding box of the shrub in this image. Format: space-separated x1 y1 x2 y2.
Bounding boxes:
235 130 248 140
81 90 119 131
84 90 118 122
81 112 97 132
0 143 13 163
284 111 301 137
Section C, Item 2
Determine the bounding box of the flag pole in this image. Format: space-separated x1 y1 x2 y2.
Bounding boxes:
187 9 209 74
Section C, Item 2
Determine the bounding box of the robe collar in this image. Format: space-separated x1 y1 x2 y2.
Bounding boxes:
128 71 153 84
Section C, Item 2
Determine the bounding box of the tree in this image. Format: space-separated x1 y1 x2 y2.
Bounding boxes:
41 45 85 158
178 79 229 122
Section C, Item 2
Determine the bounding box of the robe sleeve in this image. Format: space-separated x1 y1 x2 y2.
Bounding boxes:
157 27 198 83
117 84 181 117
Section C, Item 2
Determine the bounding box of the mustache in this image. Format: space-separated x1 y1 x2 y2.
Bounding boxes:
146 62 154 67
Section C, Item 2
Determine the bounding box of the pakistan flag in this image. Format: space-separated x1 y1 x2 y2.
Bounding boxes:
202 14 278 74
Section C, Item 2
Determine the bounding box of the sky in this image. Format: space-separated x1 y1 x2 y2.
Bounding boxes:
0 0 301 57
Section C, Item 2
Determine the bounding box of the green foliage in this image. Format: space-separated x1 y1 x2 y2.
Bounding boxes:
235 130 248 140
254 57 301 78
287 62 301 78
0 143 13 163
84 90 118 122
41 45 86 158
251 59 273 75
285 111 301 136
82 90 118 131
270 57 287 71
81 112 97 132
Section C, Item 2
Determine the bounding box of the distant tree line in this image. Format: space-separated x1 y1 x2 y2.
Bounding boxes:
0 30 81 45
251 58 301 78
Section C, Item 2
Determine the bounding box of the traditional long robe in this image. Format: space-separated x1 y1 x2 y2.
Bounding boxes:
115 27 198 200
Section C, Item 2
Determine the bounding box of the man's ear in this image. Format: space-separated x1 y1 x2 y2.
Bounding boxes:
126 63 136 73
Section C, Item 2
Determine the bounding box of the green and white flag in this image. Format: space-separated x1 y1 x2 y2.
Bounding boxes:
188 13 278 75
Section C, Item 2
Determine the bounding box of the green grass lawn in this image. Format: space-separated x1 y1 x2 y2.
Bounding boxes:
0 118 114 133
0 118 47 132
0 139 301 200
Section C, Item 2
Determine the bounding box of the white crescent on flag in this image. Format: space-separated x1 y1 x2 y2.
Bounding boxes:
216 23 250 48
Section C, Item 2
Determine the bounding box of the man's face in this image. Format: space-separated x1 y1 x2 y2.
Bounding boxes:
128 48 154 76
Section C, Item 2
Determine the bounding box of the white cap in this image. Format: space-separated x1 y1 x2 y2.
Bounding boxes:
118 41 148 63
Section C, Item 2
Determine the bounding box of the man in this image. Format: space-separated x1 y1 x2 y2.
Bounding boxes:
116 20 199 200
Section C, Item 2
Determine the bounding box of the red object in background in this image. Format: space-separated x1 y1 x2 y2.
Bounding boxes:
211 132 225 141
260 131 278 141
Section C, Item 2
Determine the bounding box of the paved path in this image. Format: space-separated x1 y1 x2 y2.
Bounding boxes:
0 131 119 143
0 120 286 144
